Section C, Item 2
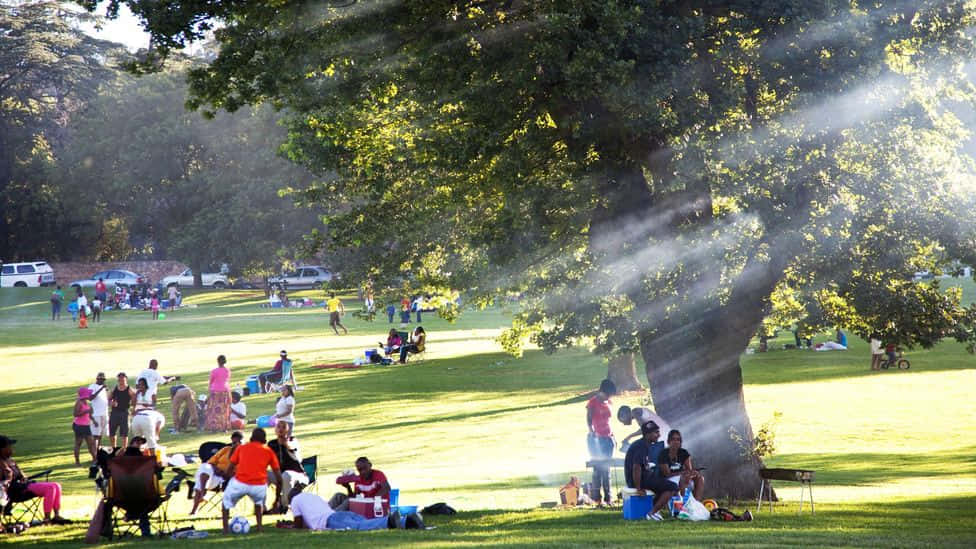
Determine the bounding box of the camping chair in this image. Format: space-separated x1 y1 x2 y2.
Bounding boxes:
192 441 228 517
397 331 427 364
265 359 299 393
1 469 52 527
101 455 183 539
301 456 318 495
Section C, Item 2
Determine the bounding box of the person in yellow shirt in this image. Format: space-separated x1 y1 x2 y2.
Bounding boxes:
326 292 348 335
190 431 243 515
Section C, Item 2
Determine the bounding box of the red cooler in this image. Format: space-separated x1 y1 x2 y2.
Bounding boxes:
348 496 390 518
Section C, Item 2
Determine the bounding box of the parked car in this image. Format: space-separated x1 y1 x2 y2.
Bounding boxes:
69 269 146 289
267 266 333 289
0 261 55 287
160 269 229 289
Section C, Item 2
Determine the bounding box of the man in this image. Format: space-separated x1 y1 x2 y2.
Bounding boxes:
258 350 289 392
624 421 677 520
331 456 390 511
617 405 671 450
169 383 196 432
87 373 110 452
290 492 425 531
870 334 883 371
267 421 308 512
51 285 64 320
94 277 107 302
325 292 348 335
190 431 243 515
130 407 165 451
222 428 283 534
137 359 178 398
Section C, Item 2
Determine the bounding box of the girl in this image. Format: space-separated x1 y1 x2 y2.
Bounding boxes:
204 355 231 432
73 387 97 465
150 291 160 320
658 429 706 502
275 385 296 436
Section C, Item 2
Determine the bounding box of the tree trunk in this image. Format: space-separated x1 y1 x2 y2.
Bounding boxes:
191 262 204 288
607 353 643 392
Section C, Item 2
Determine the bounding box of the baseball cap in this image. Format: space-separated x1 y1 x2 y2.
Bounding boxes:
641 421 660 434
280 350 288 356
0 435 17 448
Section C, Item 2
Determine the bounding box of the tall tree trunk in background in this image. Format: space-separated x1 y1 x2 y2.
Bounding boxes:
607 352 643 392
191 262 204 288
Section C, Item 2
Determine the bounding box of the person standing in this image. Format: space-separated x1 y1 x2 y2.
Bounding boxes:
222 428 282 534
150 290 161 320
73 387 97 465
109 373 135 449
326 292 348 335
167 284 178 311
363 280 375 314
870 334 883 371
90 294 102 323
205 355 232 432
386 303 396 324
130 378 165 450
50 285 64 320
77 290 89 329
585 379 616 506
137 359 177 399
94 277 107 303
87 373 110 453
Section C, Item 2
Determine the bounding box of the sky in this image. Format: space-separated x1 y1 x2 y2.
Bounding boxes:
76 3 152 52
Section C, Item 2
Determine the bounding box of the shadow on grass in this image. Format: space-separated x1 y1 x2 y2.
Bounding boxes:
767 447 976 486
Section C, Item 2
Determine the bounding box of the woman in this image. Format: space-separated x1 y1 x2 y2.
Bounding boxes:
73 387 97 465
585 379 616 506
0 436 71 525
204 355 231 432
109 372 135 449
658 429 706 502
381 329 402 356
398 326 426 363
130 378 165 451
275 385 296 436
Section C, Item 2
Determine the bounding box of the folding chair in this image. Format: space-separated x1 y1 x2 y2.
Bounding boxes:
1 469 52 527
301 456 318 494
265 359 299 393
192 441 228 517
101 455 183 539
397 331 427 364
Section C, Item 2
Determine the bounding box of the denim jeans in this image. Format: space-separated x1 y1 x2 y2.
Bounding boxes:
326 511 388 530
587 434 614 503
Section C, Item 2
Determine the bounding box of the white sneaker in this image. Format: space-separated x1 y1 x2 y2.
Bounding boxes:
646 512 663 521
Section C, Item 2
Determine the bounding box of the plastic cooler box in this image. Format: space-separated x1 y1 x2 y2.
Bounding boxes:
245 375 260 395
622 494 653 520
365 349 377 360
349 496 390 519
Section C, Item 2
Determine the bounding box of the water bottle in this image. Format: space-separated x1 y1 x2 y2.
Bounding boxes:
373 496 384 517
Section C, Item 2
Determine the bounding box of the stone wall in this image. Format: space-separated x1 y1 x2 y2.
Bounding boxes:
49 261 188 286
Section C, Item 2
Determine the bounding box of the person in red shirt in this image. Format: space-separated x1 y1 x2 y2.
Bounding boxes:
330 456 390 510
94 278 107 302
585 379 616 506
221 428 283 533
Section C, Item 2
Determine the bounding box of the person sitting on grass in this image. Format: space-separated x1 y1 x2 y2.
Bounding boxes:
0 435 71 525
658 429 705 502
222 428 282 534
624 421 677 520
330 456 390 511
398 326 426 364
189 431 243 515
617 405 671 451
229 391 247 430
267 422 307 513
288 492 425 531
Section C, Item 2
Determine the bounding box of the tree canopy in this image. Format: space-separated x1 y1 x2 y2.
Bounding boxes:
81 0 976 497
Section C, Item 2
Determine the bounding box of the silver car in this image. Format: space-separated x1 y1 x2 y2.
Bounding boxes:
69 269 146 289
267 266 333 289
160 269 229 289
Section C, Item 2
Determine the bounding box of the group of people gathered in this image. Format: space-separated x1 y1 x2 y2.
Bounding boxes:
586 379 706 520
50 279 182 327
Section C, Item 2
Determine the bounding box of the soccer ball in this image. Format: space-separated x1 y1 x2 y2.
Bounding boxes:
229 516 250 534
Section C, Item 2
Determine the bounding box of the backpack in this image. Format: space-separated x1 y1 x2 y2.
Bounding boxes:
421 502 457 515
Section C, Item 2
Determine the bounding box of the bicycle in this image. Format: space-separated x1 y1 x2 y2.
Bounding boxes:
879 350 910 370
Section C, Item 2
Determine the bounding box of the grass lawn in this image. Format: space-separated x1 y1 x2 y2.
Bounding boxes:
1 286 974 547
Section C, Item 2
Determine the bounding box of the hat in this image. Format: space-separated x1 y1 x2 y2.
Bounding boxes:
641 421 660 435
280 350 288 356
79 387 93 398
0 435 16 448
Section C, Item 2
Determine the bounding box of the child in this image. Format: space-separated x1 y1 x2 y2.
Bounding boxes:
78 302 89 329
884 342 897 366
386 303 396 324
151 292 160 320
229 391 247 429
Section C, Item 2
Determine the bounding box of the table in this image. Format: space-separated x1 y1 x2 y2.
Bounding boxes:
585 458 626 500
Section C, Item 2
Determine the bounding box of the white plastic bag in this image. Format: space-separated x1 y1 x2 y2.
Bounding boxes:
677 495 711 521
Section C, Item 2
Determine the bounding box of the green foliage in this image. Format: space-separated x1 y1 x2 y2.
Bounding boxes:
730 411 782 462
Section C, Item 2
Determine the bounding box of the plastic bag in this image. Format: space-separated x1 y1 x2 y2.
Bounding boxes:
677 494 711 521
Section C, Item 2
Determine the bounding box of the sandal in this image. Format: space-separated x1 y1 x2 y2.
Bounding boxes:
50 516 72 525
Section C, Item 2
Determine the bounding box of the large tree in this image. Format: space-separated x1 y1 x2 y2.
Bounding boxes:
0 1 121 260
86 0 976 498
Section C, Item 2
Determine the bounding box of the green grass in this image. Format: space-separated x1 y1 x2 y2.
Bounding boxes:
1 287 975 547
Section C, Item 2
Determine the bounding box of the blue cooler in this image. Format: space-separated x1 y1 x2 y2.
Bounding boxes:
365 349 377 360
246 375 260 395
161 299 170 308
623 495 653 520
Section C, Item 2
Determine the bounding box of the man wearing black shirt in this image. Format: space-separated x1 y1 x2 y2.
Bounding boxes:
267 421 308 512
624 421 677 520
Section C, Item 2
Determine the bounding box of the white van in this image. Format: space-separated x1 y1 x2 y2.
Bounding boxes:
0 261 56 287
